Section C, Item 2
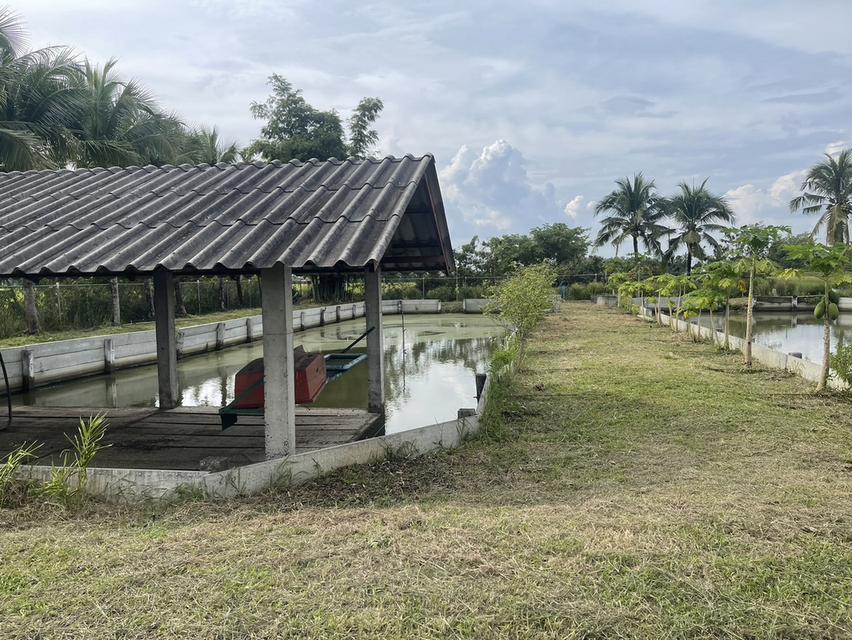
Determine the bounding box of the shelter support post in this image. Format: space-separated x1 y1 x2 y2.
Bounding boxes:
153 271 179 409
365 268 385 414
261 265 296 458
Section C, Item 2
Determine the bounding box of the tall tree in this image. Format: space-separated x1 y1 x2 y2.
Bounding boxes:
666 179 735 274
70 58 180 168
789 149 852 245
0 10 80 171
247 74 383 162
594 174 669 257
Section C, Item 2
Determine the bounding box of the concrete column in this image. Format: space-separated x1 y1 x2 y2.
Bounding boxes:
261 265 296 458
153 271 179 409
365 268 385 414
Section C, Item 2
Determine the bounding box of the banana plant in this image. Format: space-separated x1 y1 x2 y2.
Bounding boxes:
782 242 852 391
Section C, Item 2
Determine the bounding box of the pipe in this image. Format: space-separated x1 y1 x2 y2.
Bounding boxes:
0 349 10 428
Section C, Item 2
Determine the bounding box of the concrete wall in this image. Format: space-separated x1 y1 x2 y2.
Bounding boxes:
0 299 449 393
595 294 618 307
640 307 844 390
463 298 489 313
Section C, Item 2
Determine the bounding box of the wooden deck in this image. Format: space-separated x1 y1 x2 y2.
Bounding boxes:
0 406 383 471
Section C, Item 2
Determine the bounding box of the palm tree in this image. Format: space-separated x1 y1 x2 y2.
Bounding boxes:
666 180 735 274
0 10 80 171
789 150 852 245
594 174 669 257
70 58 181 168
182 126 238 165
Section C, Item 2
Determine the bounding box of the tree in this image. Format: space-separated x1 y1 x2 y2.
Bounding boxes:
698 260 748 351
247 75 383 162
70 58 182 168
0 11 80 171
789 149 852 245
182 126 238 165
666 179 735 275
724 225 790 366
782 242 852 391
594 174 669 257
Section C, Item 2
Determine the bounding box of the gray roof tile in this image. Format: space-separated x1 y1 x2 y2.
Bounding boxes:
0 155 454 276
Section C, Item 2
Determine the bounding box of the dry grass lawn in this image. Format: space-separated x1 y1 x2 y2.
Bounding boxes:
1 302 850 638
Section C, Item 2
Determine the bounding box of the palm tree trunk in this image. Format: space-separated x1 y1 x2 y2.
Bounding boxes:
818 282 831 391
744 262 755 367
686 247 692 275
724 298 731 350
110 277 121 326
23 279 40 334
632 235 639 258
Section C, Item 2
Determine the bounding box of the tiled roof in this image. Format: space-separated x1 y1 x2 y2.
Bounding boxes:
0 154 454 277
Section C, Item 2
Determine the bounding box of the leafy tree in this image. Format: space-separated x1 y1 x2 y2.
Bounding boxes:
789 149 852 245
247 75 383 162
489 263 557 336
529 224 590 269
698 260 748 350
782 242 852 391
0 13 79 170
725 225 790 367
182 126 238 165
71 58 182 168
454 236 485 277
666 179 735 275
594 174 669 257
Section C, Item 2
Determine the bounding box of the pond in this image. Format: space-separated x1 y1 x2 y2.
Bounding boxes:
13 314 506 434
694 311 852 364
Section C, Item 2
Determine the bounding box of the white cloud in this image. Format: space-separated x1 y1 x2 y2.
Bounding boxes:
564 195 584 219
725 169 807 224
825 140 851 157
440 140 567 232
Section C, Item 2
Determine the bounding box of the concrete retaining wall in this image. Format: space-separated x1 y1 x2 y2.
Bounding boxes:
463 298 489 313
0 299 449 393
640 307 843 390
595 294 618 307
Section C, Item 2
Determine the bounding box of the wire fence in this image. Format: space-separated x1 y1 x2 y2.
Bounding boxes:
0 272 607 340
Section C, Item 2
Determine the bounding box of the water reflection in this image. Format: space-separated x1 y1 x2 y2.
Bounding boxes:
695 311 852 364
14 314 505 434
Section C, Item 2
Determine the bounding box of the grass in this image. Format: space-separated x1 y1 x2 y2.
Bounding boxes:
1 302 850 638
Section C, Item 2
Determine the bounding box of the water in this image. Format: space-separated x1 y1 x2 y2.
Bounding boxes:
694 311 852 363
13 314 506 434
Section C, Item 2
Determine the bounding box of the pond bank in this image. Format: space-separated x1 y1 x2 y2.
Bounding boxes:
1 302 849 638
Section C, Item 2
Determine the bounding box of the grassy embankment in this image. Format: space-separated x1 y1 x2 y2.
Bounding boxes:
1 302 850 638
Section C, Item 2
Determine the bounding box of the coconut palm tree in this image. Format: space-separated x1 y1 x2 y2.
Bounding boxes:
594 174 669 257
666 180 735 274
70 58 181 168
789 149 852 245
0 10 80 171
182 126 239 165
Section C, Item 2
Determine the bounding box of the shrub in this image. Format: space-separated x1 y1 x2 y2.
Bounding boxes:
426 285 456 302
489 263 558 336
39 414 110 503
830 342 852 389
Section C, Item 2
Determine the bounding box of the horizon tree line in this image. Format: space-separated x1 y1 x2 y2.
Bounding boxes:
594 149 852 274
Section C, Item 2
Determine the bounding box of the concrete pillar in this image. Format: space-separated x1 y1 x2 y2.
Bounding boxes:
261 265 296 458
365 268 385 414
103 338 115 373
153 271 179 409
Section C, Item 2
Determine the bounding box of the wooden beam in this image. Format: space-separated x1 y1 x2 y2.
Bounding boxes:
364 268 385 414
153 271 179 409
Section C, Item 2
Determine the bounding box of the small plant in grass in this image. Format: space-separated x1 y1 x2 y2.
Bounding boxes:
39 414 110 503
830 341 852 390
488 263 558 337
782 242 852 391
724 224 790 367
0 441 42 506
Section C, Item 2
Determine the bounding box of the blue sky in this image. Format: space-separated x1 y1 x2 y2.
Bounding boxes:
12 0 852 253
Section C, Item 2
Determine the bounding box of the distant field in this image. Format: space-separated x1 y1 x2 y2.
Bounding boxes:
1 302 849 638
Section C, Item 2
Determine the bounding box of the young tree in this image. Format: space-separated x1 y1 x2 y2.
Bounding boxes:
594 174 669 257
247 75 383 162
666 180 735 274
698 260 748 350
725 225 790 367
782 242 852 391
789 149 852 245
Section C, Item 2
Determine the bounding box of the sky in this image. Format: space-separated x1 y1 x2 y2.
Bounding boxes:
10 0 852 254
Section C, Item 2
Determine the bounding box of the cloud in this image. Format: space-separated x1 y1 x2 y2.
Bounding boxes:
825 140 851 157
440 140 567 233
564 195 584 218
725 169 807 224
